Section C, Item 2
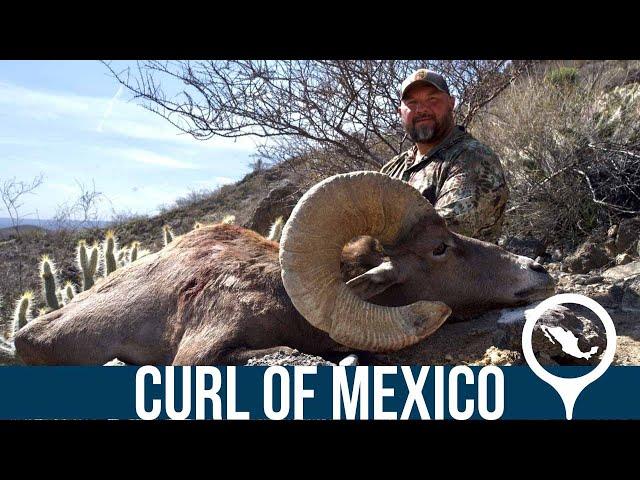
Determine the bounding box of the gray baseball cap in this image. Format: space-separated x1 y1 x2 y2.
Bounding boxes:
400 69 450 98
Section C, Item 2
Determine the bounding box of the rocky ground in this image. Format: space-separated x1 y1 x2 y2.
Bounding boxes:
247 350 335 366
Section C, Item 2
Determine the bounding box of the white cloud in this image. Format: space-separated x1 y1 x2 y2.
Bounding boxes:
0 81 258 151
0 82 90 117
194 176 235 188
214 176 235 185
114 148 199 169
98 113 257 150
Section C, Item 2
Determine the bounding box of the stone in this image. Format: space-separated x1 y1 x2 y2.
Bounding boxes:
247 183 303 237
551 249 563 262
563 242 610 273
104 358 127 366
602 261 640 282
338 354 359 366
572 274 590 285
616 253 634 266
615 217 640 254
502 236 547 259
584 275 604 285
496 303 606 365
571 274 605 286
604 239 618 257
246 350 335 366
478 346 523 366
605 283 626 304
621 277 640 312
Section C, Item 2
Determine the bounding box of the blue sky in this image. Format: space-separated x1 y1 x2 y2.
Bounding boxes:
0 60 257 221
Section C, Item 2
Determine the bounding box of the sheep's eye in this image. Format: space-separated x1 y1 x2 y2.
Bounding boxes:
432 243 448 257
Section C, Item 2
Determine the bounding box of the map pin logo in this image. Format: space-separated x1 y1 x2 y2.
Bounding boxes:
522 293 617 420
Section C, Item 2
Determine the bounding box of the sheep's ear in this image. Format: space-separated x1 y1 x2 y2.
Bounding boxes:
346 261 404 300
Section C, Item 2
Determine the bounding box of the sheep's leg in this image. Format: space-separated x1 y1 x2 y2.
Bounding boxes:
171 333 296 365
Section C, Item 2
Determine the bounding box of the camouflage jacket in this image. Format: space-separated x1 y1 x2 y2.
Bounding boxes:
381 126 508 243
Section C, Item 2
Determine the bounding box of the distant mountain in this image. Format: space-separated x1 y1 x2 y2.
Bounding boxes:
0 224 47 239
0 218 109 231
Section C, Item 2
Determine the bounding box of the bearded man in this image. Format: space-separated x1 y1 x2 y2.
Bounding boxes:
381 69 509 243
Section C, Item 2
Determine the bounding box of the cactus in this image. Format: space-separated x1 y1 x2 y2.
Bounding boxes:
12 291 33 334
193 222 203 230
76 240 89 284
221 215 236 225
40 255 60 311
0 293 32 365
117 247 129 267
267 216 285 242
63 281 76 303
130 241 140 263
103 230 118 277
163 225 174 247
77 240 99 291
0 299 13 364
89 243 100 280
37 308 48 317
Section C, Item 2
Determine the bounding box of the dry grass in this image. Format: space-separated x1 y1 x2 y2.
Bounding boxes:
471 60 640 248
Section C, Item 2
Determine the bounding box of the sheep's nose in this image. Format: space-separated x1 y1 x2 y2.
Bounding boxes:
530 261 548 274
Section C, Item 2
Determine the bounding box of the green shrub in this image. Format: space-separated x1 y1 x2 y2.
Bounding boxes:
545 67 579 86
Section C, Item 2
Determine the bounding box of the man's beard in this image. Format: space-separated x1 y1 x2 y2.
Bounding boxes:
406 114 452 144
408 122 436 143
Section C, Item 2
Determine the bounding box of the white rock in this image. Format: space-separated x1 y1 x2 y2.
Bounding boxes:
603 261 640 281
338 354 359 367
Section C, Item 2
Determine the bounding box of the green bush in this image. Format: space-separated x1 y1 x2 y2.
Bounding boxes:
545 67 579 86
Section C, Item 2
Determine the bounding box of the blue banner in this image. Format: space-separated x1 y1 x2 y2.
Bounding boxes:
1 365 639 420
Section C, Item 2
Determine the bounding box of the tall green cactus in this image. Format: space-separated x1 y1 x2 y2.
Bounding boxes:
103 230 118 277
130 241 140 263
40 255 60 311
89 243 99 282
76 240 99 291
0 292 32 366
163 225 174 247
12 291 33 333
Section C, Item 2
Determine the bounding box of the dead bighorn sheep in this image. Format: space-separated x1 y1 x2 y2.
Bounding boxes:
15 172 555 365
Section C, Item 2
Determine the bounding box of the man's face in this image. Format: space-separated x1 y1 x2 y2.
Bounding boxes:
399 83 455 144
